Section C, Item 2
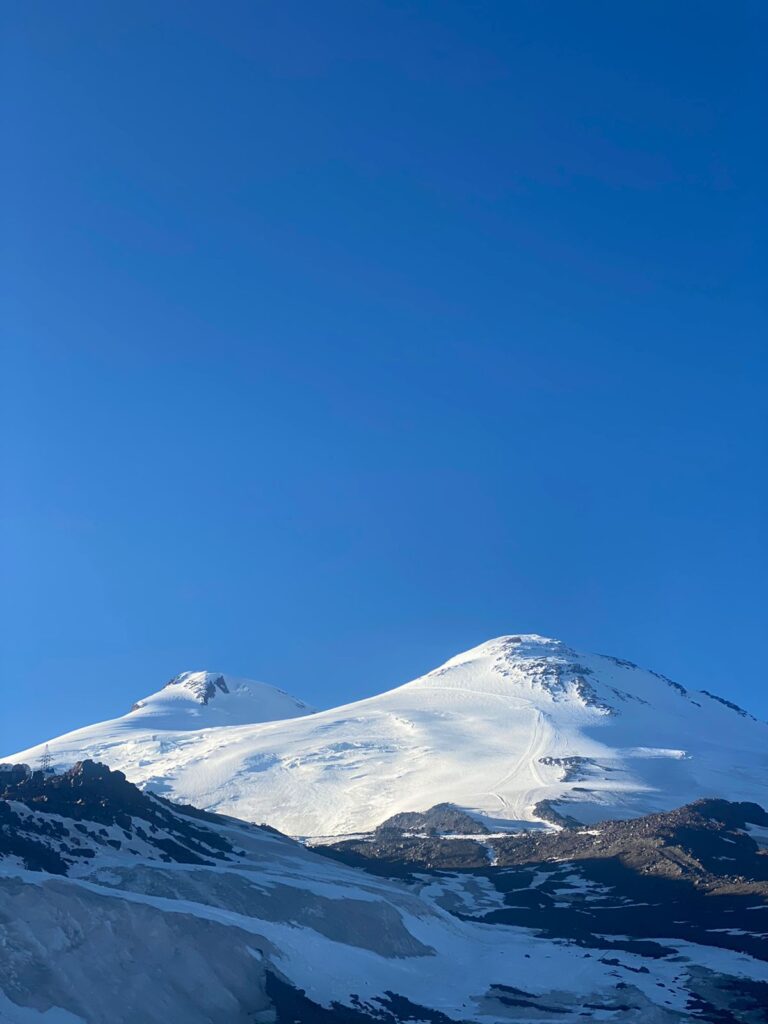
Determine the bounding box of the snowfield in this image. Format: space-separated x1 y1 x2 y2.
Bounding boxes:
7 635 768 837
2 763 768 1023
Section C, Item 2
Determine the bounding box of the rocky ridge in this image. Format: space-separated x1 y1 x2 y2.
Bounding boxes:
3 762 768 1021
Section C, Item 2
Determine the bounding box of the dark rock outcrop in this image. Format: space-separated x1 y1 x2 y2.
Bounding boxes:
376 803 489 836
0 763 30 786
492 798 768 885
0 760 237 873
321 798 768 892
320 798 768 973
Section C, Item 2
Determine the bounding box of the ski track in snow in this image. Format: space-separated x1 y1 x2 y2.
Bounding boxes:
490 708 548 816
6 635 768 837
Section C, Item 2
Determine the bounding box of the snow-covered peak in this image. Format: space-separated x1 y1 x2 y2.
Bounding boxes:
5 671 316 780
436 633 569 669
414 633 709 719
126 670 314 727
161 670 232 704
5 634 766 837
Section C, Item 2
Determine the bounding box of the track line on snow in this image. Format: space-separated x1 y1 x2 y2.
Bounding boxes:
490 709 549 817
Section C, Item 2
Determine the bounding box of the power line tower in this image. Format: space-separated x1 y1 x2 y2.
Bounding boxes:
39 744 53 774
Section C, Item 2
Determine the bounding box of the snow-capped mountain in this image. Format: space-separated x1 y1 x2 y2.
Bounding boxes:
3 760 768 1022
126 670 314 726
7 635 767 837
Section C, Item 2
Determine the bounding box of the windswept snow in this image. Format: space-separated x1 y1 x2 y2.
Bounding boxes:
6 635 767 837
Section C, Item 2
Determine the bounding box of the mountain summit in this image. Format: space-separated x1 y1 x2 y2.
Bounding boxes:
6 635 766 836
127 670 313 727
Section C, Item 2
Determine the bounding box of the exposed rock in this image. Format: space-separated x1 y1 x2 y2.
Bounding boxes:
0 760 236 872
0 763 30 785
531 798 583 828
165 671 230 704
3 764 768 1022
537 756 598 782
376 803 489 836
322 798 768 894
701 689 757 720
320 798 768 977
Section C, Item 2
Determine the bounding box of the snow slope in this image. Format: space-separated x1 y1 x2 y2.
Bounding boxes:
7 636 768 837
125 670 314 726
3 762 768 1023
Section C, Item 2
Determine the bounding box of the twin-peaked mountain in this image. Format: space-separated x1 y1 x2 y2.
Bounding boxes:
4 637 768 1022
7 636 767 837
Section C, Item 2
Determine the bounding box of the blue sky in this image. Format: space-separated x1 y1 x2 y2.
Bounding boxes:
2 1 766 753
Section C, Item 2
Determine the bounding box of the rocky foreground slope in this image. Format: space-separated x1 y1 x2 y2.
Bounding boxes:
7 636 768 836
2 761 768 1022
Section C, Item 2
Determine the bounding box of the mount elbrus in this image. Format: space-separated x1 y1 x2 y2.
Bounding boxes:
3 635 768 1023
7 635 767 837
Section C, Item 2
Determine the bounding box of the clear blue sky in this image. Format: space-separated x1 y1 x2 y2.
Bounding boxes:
2 1 766 754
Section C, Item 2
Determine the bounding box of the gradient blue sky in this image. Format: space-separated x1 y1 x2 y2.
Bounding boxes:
2 1 766 754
